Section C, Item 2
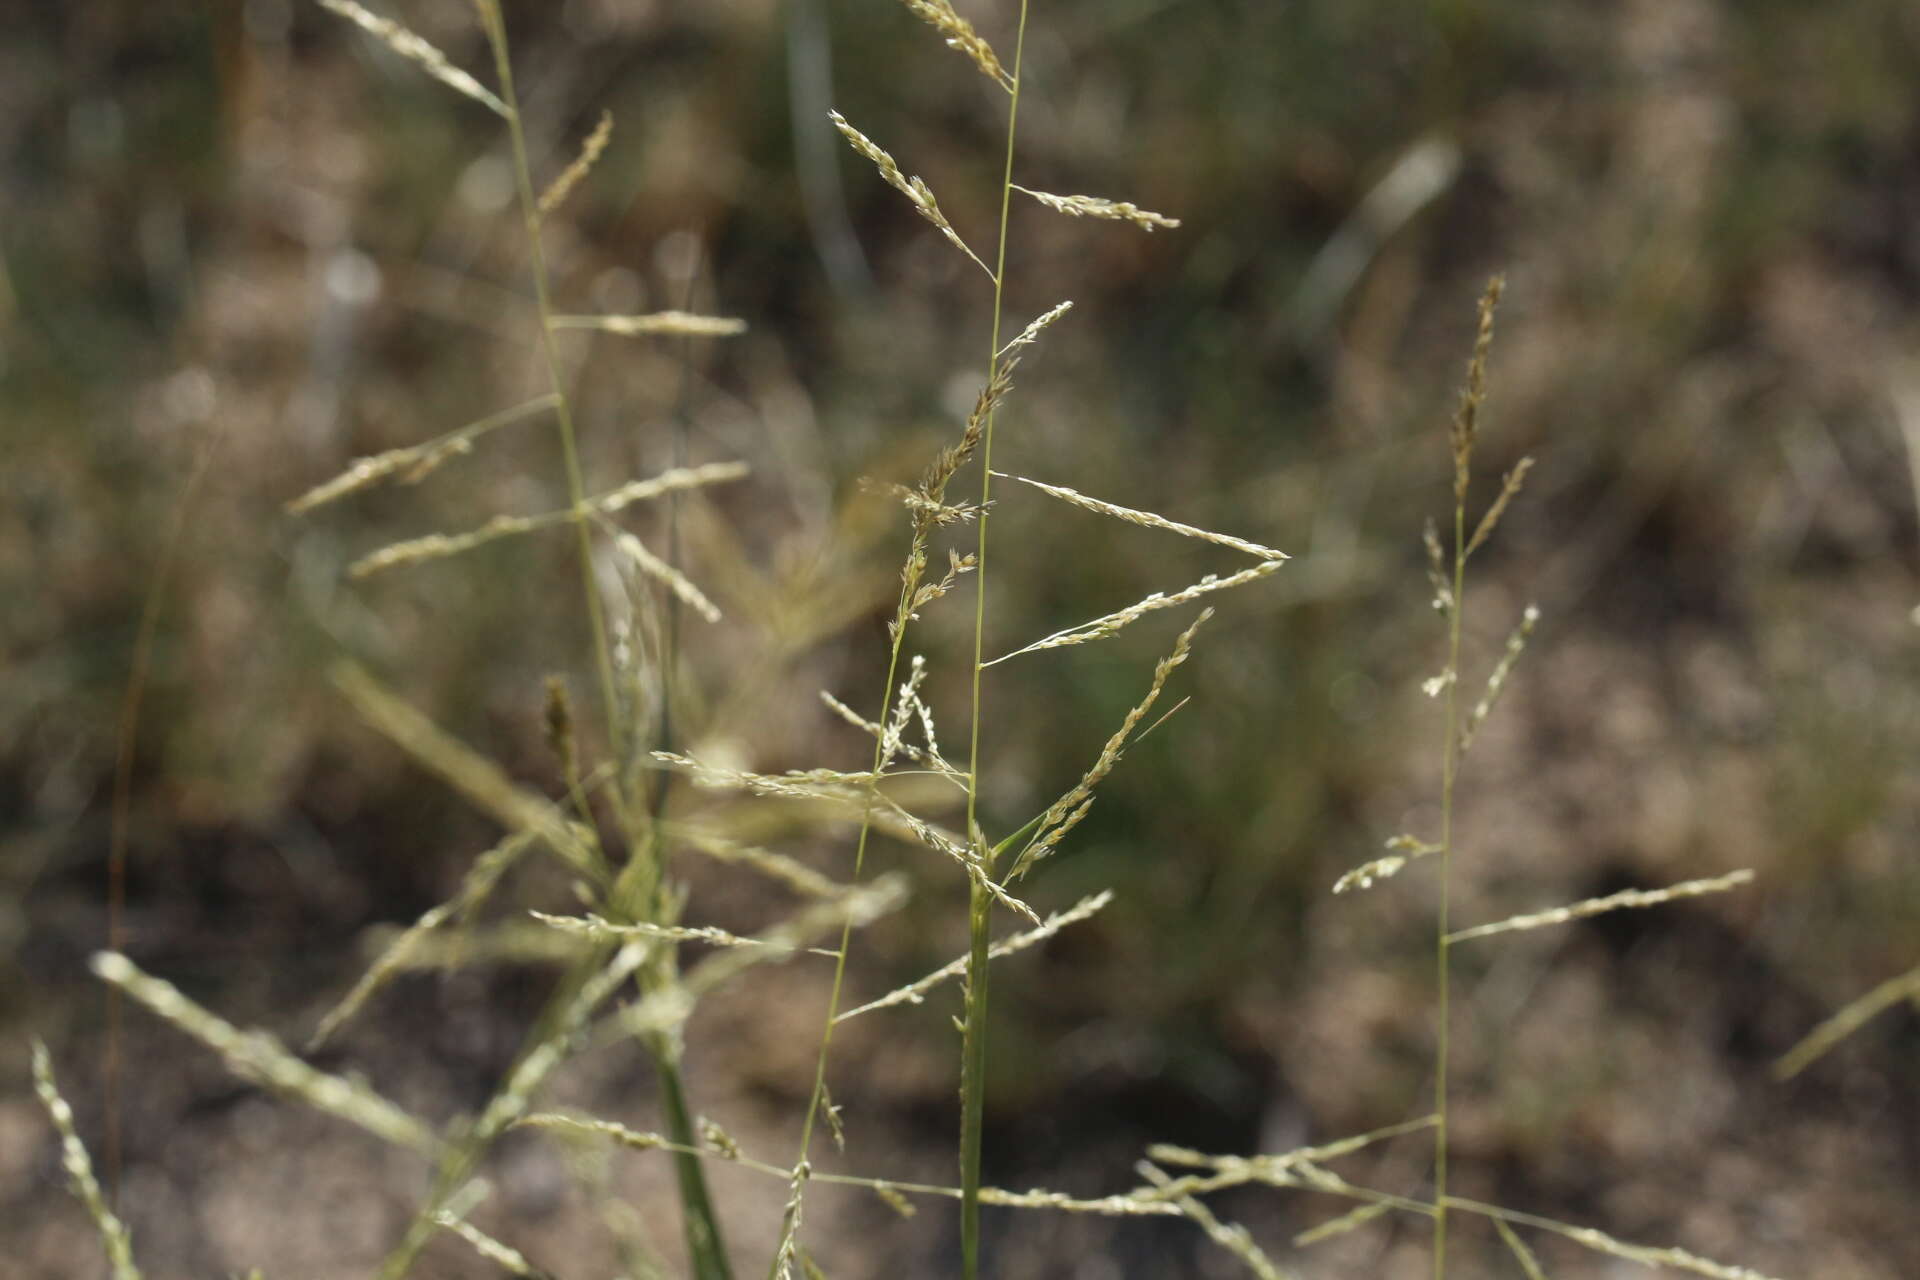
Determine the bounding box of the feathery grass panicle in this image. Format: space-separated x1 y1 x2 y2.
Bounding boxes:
1293 1202 1393 1248
986 561 1281 665
1464 456 1536 559
90 953 440 1156
997 299 1074 357
32 1039 142 1280
834 890 1113 1022
675 829 848 900
614 530 724 624
537 110 612 218
1444 869 1754 944
1493 1219 1550 1280
996 472 1287 562
1332 833 1441 894
1458 604 1539 752
1008 610 1212 880
1442 1198 1787 1280
530 910 840 957
1775 962 1920 1080
829 110 993 279
548 311 748 338
1010 185 1181 231
317 0 508 116
1450 275 1504 500
1135 1162 1293 1280
286 395 560 514
897 0 1014 91
347 462 748 578
432 1211 547 1278
333 662 605 881
309 830 541 1049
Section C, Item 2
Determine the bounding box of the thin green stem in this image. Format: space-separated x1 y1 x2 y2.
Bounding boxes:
961 6 1031 1276
1433 497 1466 1280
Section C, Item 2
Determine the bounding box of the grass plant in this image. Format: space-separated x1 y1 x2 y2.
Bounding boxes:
37 3 1817 1279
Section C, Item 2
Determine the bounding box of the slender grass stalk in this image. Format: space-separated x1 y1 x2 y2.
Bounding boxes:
961 6 1032 1276
472 7 729 1275
1432 491 1464 1278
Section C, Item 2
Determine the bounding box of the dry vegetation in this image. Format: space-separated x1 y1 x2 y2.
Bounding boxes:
7 2 1920 1278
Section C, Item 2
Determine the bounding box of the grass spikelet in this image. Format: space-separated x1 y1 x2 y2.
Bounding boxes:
286 394 559 514
614 531 723 624
995 472 1287 561
537 110 612 218
986 561 1281 665
1775 962 1920 1080
1293 1202 1392 1248
32 1039 142 1280
431 1210 547 1278
317 0 508 117
1464 456 1536 559
1142 1115 1438 1200
1010 185 1181 231
517 1113 669 1152
548 311 748 338
347 462 748 578
1444 869 1755 945
1008 610 1212 880
834 890 1112 1022
529 910 840 957
675 830 846 899
309 830 541 1049
897 0 1014 91
333 662 605 882
1459 604 1539 753
829 110 993 279
1444 1198 1787 1280
1493 1218 1550 1280
89 953 440 1156
997 299 1073 357
1332 834 1441 894
1450 276 1504 500
1136 1162 1291 1280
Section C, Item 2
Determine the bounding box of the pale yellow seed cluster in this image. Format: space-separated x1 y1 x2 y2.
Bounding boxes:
548 311 747 337
1446 869 1755 944
614 531 723 624
32 1039 142 1280
898 0 1014 91
997 300 1074 357
997 473 1287 562
1460 603 1540 751
537 110 613 218
316 0 507 117
531 910 838 957
829 111 992 278
988 561 1281 665
1012 184 1181 231
1333 834 1440 895
90 953 439 1155
286 394 558 514
1136 1162 1291 1280
431 1212 540 1277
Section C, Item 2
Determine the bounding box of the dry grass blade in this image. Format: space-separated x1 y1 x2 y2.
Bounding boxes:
986 561 1281 665
1445 869 1754 944
1775 962 1920 1080
834 890 1112 1022
1011 185 1180 231
432 1211 549 1278
90 953 440 1156
995 472 1286 561
1008 611 1212 880
333 662 604 880
348 462 747 577
548 311 747 337
309 830 541 1049
1494 1217 1550 1280
537 109 612 218
32 1039 142 1280
674 829 847 899
317 0 507 117
287 394 559 514
897 0 1014 90
829 110 993 279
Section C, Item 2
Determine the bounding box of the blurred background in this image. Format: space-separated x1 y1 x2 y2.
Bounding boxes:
5 0 1918 1276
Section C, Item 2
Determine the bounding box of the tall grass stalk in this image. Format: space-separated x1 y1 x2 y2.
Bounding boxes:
960 5 1032 1275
